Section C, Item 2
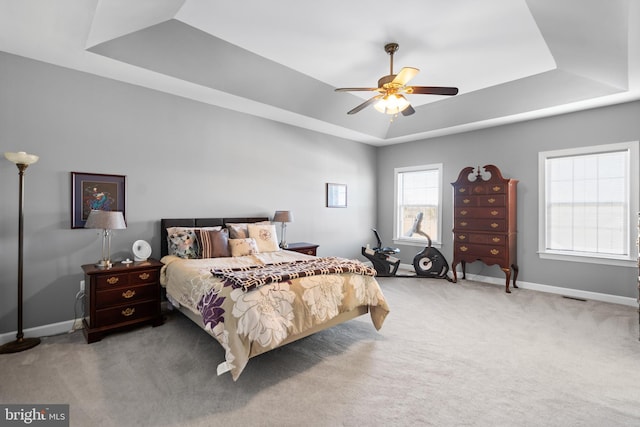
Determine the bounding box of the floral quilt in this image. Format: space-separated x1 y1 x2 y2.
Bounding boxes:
160 251 389 381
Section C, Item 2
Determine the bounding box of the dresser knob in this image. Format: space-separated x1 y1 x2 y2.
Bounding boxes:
107 277 119 285
122 290 136 299
121 308 135 317
139 273 150 280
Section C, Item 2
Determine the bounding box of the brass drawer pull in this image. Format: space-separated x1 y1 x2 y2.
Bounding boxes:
463 199 470 204
492 186 501 192
459 188 466 193
491 223 499 228
491 210 499 216
488 198 496 204
458 235 466 240
492 237 501 243
122 290 136 299
107 277 119 285
460 210 468 216
139 273 150 280
122 308 135 317
460 222 468 227
490 249 500 255
460 246 468 252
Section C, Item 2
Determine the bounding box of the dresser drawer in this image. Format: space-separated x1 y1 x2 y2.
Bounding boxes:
477 195 505 206
96 283 158 309
455 233 506 246
455 243 507 259
455 207 505 219
94 300 158 328
472 184 506 194
454 219 506 231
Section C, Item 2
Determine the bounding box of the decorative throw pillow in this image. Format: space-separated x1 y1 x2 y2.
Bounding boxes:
229 238 259 257
167 229 200 259
226 221 271 239
197 229 231 258
248 223 280 253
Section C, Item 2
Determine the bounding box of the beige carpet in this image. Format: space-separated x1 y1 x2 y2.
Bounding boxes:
1 278 639 426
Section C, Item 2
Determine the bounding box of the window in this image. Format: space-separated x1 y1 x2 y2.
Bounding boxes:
394 164 443 246
538 141 639 266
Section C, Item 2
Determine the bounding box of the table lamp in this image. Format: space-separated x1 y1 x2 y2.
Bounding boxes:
273 210 294 249
85 210 126 268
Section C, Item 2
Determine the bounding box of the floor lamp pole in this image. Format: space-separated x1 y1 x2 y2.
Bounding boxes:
0 160 41 354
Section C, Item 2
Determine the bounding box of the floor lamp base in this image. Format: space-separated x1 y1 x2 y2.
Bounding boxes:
0 337 41 354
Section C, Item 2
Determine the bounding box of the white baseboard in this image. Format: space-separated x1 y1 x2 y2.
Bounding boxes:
0 319 78 345
397 262 638 307
2 270 637 345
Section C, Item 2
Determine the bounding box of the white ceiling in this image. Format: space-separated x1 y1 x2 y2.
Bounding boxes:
1 0 638 146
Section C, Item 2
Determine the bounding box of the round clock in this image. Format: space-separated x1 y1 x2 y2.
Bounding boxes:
132 240 152 262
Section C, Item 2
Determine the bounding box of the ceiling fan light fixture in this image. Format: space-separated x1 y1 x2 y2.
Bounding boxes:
374 94 410 115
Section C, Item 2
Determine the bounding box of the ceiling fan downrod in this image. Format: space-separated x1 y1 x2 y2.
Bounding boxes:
384 43 399 75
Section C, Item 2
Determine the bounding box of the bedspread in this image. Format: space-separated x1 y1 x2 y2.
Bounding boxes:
160 252 389 380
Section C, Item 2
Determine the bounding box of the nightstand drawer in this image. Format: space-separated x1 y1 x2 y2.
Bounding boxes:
96 283 157 309
94 300 158 327
96 272 129 289
128 269 158 285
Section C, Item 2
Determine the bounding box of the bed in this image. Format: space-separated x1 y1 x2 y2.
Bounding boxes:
159 217 390 380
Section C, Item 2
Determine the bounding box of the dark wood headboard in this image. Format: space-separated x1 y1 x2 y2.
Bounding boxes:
160 217 269 257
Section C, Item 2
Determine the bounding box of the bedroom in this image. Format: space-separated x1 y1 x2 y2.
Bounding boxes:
1 1 639 425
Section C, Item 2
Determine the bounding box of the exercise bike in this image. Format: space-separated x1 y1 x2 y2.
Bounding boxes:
361 212 452 281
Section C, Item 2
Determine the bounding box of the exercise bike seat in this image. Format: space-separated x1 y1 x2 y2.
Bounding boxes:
371 229 400 255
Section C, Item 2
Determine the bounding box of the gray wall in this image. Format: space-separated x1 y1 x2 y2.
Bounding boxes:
0 52 377 333
377 100 640 299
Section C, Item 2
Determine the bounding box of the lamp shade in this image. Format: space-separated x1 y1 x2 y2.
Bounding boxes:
4 151 39 165
85 210 126 230
273 210 293 223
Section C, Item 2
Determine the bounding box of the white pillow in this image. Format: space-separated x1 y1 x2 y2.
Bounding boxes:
248 223 280 253
229 238 259 257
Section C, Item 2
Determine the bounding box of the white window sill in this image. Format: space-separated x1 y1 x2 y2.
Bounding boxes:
393 238 442 249
538 251 636 268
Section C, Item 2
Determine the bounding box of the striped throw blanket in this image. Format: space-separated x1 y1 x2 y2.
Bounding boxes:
211 257 377 292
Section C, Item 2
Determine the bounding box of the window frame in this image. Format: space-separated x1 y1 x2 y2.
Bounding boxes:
393 163 443 248
538 141 639 267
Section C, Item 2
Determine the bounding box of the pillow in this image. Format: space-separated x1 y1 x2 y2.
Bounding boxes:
248 223 280 253
229 238 259 257
197 229 231 258
166 226 221 235
167 229 200 259
226 221 271 239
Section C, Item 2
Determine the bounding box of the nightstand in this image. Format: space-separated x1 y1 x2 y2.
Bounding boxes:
285 242 319 256
82 258 164 343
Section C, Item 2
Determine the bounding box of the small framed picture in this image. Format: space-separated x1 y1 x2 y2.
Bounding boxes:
71 172 126 228
326 183 347 208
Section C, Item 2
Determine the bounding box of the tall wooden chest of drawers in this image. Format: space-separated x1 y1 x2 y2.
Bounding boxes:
82 259 164 343
451 165 519 293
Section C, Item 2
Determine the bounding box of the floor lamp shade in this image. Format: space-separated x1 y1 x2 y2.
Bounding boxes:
85 210 127 268
0 151 40 354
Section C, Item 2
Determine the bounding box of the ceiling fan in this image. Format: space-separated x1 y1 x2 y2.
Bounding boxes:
335 43 458 116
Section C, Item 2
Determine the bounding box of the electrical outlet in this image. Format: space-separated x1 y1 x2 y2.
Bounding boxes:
80 280 85 292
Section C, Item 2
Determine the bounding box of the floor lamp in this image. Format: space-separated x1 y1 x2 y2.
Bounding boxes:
0 151 41 354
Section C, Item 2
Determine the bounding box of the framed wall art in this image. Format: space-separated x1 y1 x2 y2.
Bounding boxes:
71 172 126 228
326 183 347 208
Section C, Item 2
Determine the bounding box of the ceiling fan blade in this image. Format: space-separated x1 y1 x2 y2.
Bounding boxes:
335 87 380 92
401 104 415 116
392 67 419 86
347 95 383 115
407 86 459 96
